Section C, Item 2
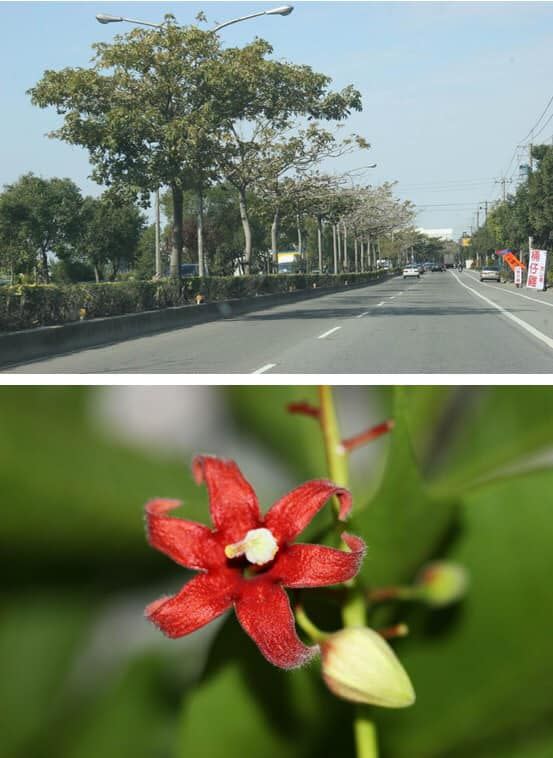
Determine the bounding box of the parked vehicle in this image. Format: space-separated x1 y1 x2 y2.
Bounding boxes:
480 265 501 282
277 251 303 274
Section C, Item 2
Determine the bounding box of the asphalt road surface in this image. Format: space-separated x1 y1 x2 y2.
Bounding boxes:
7 270 553 373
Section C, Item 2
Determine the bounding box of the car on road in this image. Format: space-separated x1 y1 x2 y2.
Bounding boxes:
431 263 445 272
480 265 501 282
403 265 420 279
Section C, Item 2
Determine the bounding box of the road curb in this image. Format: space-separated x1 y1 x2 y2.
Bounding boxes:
0 275 390 369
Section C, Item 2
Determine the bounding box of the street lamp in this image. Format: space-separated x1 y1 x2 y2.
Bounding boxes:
96 13 163 28
213 5 294 32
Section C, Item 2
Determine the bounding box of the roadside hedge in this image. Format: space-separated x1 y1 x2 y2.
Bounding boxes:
0 272 385 333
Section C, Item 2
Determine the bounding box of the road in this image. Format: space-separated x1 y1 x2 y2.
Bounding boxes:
6 270 553 373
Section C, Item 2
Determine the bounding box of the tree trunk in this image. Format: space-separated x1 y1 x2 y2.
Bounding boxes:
367 234 372 270
238 189 252 274
170 184 183 279
154 189 161 279
354 237 359 273
343 224 348 271
93 264 101 283
317 216 323 272
336 223 341 273
40 247 50 284
297 213 304 271
271 208 280 273
197 189 205 277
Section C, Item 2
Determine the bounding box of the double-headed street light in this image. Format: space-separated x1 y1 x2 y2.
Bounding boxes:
95 6 294 32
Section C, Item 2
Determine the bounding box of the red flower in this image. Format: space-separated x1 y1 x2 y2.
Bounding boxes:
145 456 365 669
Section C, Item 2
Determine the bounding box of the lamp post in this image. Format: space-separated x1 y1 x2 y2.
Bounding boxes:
96 6 294 279
96 7 294 33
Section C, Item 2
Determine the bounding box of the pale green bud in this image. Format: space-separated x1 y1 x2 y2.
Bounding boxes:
321 627 415 708
416 561 469 607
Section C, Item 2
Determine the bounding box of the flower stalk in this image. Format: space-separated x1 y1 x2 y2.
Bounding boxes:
317 386 379 758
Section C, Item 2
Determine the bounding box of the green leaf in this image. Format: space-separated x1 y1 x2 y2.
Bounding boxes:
423 387 553 495
375 467 553 758
354 387 459 587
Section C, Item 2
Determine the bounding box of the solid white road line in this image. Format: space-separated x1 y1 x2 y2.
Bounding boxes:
318 326 341 339
252 363 277 374
356 311 370 318
452 272 553 353
464 272 553 308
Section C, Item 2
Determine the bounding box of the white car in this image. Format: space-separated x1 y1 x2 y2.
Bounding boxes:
403 265 420 279
480 265 501 282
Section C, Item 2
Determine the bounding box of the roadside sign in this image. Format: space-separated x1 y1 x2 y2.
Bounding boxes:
514 266 522 286
527 249 547 290
502 252 525 272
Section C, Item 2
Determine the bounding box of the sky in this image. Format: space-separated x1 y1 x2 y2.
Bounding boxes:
2 0 553 238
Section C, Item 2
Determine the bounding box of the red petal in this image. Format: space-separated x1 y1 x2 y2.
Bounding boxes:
146 570 239 638
145 499 224 570
268 533 366 588
234 580 317 669
192 456 261 541
264 480 352 544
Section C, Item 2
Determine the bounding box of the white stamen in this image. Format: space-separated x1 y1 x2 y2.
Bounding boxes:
225 528 279 565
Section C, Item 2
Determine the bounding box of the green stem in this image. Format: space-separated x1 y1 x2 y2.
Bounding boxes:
295 604 328 643
317 386 379 758
355 710 378 758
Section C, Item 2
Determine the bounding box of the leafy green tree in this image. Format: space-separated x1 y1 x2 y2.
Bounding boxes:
528 144 553 249
74 193 145 282
29 17 225 278
213 41 363 272
0 173 82 282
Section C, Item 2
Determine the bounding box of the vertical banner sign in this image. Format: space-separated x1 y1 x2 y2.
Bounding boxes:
514 266 522 286
527 249 548 290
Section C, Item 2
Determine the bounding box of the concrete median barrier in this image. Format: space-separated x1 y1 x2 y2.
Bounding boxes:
0 275 390 369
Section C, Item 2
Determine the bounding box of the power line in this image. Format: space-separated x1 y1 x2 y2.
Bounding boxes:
520 93 553 144
530 107 553 142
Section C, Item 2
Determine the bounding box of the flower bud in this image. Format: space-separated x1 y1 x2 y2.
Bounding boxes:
321 627 415 708
416 561 469 607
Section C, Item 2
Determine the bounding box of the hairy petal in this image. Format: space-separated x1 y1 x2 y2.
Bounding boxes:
146 570 239 639
264 480 352 544
192 456 261 541
145 499 224 570
234 580 317 669
268 533 366 588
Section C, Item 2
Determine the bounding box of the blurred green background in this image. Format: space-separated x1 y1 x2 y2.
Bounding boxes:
1 386 553 758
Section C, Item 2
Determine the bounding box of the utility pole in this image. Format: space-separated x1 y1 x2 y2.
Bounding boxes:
526 143 533 272
495 177 512 202
154 189 161 278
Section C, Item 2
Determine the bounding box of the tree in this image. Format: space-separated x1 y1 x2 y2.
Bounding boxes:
0 173 82 282
213 41 363 272
29 17 225 278
74 193 145 282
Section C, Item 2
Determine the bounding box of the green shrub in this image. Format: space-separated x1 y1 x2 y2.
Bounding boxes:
0 272 384 333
